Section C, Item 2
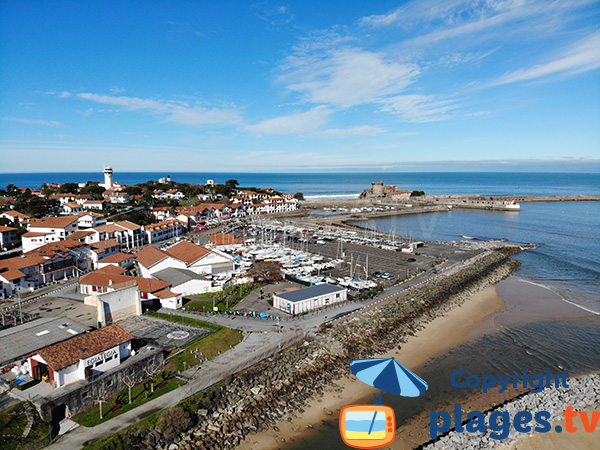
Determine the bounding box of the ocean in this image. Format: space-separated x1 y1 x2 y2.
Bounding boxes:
2 172 599 197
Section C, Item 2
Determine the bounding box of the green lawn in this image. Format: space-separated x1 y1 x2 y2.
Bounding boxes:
167 326 243 371
72 374 183 427
184 299 231 312
81 410 162 450
186 292 214 299
0 401 51 450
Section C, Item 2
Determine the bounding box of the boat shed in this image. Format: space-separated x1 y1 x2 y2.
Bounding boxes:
27 323 133 388
272 284 347 315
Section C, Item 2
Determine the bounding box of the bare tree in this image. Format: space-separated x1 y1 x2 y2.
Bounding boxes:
144 364 161 394
122 374 137 404
247 261 282 283
89 388 109 419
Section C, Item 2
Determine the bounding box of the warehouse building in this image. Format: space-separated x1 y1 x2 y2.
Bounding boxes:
272 284 347 315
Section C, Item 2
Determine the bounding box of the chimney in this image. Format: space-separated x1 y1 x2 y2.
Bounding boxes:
109 279 114 286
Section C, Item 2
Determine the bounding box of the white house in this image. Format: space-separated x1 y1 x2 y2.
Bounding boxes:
135 241 234 277
27 324 133 388
272 284 347 315
0 225 18 248
0 210 31 225
23 215 80 252
93 221 146 249
60 202 84 215
76 212 107 229
144 219 187 244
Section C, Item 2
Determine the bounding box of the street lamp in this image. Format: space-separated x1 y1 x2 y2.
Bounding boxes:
16 286 24 324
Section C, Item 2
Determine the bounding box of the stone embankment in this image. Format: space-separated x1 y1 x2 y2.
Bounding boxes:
95 249 521 450
421 373 600 450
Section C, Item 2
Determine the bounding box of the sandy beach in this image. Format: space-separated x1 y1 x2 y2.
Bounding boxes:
238 275 596 450
238 283 506 450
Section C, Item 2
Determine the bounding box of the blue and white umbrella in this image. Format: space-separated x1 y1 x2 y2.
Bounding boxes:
350 357 428 404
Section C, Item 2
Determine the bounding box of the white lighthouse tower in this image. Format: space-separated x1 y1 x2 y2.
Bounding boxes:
103 166 113 189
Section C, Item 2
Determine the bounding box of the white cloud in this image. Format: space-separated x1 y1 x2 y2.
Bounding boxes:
322 125 386 136
361 0 596 49
76 93 242 126
281 48 419 108
380 95 460 122
489 33 600 86
244 106 331 135
59 91 71 98
3 116 61 127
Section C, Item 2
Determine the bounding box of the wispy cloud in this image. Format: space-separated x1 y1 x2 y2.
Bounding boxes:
489 32 600 86
380 95 460 123
253 4 295 29
3 116 61 127
75 93 243 126
281 48 419 108
322 125 386 136
244 106 331 135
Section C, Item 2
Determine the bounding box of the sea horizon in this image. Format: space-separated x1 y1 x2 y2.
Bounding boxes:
2 171 599 197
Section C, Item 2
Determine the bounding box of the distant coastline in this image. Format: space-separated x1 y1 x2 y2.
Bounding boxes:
2 172 599 197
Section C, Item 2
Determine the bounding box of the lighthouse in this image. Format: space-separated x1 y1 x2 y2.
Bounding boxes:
103 166 113 189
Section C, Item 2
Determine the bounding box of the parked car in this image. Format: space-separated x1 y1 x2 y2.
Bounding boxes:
407 258 417 262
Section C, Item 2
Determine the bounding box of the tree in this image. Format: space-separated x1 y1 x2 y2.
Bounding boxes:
89 388 110 419
214 184 233 198
80 183 105 199
293 192 304 200
225 179 239 189
57 182 80 194
125 185 143 196
410 190 425 197
247 261 282 283
144 365 162 394
15 196 59 218
122 374 137 404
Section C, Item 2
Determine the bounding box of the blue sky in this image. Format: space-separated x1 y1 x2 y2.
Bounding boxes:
1 0 599 173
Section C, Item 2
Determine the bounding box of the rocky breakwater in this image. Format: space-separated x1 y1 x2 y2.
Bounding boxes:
97 249 521 450
422 373 600 450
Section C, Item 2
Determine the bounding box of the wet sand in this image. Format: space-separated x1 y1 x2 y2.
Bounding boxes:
238 276 595 450
237 284 506 450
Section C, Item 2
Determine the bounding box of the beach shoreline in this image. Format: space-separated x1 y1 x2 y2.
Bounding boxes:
237 275 596 450
237 284 507 450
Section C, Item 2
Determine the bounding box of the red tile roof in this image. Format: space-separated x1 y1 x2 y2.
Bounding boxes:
35 324 133 371
154 289 180 299
29 215 79 229
165 241 211 265
98 252 134 264
136 277 169 293
135 245 170 268
115 220 142 231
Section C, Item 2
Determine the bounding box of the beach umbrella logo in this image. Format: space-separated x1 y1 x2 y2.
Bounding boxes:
339 357 428 449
